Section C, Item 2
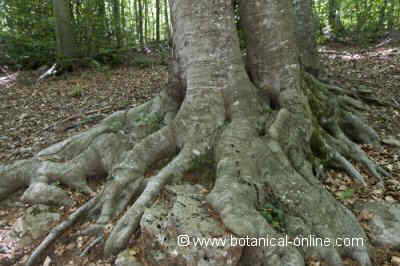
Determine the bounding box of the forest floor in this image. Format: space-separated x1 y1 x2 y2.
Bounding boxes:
0 43 399 265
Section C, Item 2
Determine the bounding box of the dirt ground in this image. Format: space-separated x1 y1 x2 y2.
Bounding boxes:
0 44 399 265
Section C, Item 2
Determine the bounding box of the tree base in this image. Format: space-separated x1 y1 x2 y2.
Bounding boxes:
0 72 393 266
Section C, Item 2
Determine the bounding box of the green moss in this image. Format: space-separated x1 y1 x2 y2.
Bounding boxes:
258 202 285 232
192 152 213 170
338 188 355 200
134 112 164 131
109 120 124 131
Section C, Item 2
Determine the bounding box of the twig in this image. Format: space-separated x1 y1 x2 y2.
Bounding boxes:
393 97 400 107
26 196 99 266
37 64 57 83
80 235 104 257
40 106 113 133
0 72 18 89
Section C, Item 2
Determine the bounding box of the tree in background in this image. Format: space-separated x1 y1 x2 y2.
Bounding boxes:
1 0 400 69
52 0 80 59
0 0 172 68
314 0 400 42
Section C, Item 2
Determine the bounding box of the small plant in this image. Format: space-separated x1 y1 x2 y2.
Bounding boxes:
338 188 355 200
192 152 214 170
69 85 85 97
259 203 285 231
135 112 164 130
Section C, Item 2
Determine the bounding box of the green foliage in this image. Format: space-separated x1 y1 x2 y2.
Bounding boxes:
314 0 400 43
93 51 124 66
259 203 285 232
338 188 355 200
0 33 56 68
69 85 86 98
134 112 164 131
2 0 400 69
0 0 171 70
192 152 214 171
0 0 56 68
132 54 157 68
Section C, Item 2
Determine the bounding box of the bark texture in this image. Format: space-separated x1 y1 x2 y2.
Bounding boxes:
0 0 392 265
52 0 79 58
293 0 320 75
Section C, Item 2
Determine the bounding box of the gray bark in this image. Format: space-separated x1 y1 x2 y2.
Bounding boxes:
52 0 79 58
293 0 320 76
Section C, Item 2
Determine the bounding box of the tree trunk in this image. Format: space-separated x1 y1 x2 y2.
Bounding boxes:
112 0 122 48
134 0 140 46
378 0 388 31
2 0 392 265
328 0 344 37
144 0 149 44
156 0 160 42
163 0 170 41
293 0 320 76
52 0 79 58
138 0 144 48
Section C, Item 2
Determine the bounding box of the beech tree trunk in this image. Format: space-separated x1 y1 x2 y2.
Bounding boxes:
52 0 79 58
293 0 320 76
1 0 391 265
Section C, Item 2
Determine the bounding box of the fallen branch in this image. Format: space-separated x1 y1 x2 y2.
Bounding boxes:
26 196 99 266
39 106 114 133
80 235 104 257
0 72 18 89
37 64 57 83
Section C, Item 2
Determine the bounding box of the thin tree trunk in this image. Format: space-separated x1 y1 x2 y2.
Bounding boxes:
378 0 389 31
328 0 344 36
156 0 160 42
138 0 144 48
164 0 170 41
121 0 126 45
112 0 122 48
144 0 148 44
134 0 140 46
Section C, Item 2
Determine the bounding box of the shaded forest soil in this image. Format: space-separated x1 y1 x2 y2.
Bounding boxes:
0 44 399 265
0 65 167 164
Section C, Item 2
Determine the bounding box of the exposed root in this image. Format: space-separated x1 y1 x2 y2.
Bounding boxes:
206 112 374 265
339 111 379 146
26 196 100 266
206 68 386 265
95 126 176 227
0 94 181 264
304 72 389 185
208 119 304 265
310 74 385 109
0 95 172 203
104 144 204 256
332 151 367 185
259 139 372 266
